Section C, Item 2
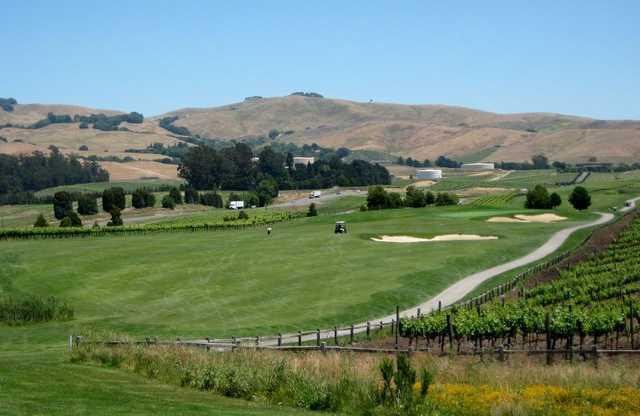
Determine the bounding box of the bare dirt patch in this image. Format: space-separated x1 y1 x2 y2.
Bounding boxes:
411 180 436 188
100 161 179 181
487 214 567 224
371 234 498 243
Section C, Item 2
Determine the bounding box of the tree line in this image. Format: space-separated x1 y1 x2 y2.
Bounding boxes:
178 143 390 195
0 111 143 131
364 185 458 210
0 148 109 196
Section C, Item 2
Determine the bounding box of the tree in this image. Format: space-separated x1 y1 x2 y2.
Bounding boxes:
53 191 73 220
307 203 318 217
525 185 552 209
33 214 48 227
162 195 176 209
387 192 404 208
184 187 199 204
256 178 278 207
59 217 72 227
107 207 123 226
143 191 156 208
569 186 591 210
367 186 388 210
549 192 562 208
238 210 249 220
435 192 459 206
65 211 82 227
200 192 223 208
404 186 426 208
132 188 146 209
168 187 183 204
531 154 549 169
77 194 98 215
424 191 436 205
102 187 125 212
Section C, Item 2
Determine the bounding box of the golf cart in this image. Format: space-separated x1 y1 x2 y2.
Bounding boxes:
334 221 347 234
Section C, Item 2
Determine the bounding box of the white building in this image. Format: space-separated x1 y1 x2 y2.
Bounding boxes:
415 169 442 180
461 162 495 171
293 156 314 166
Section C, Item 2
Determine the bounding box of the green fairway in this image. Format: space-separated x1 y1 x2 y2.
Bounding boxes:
0 205 593 339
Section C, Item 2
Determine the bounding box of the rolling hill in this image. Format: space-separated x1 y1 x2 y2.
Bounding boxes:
1 95 640 165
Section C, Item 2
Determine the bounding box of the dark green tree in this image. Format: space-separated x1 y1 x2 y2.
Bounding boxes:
53 191 73 220
102 187 125 212
424 191 436 205
162 195 176 209
59 217 72 227
184 187 199 204
65 211 82 226
531 154 549 169
549 192 562 208
366 186 388 210
107 207 123 226
307 202 318 217
143 190 156 208
132 188 146 209
33 214 48 227
200 192 223 208
435 192 459 206
168 187 183 204
569 186 591 210
77 194 98 215
525 185 552 209
405 186 426 208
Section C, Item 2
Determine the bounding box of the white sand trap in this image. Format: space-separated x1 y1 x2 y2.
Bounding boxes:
371 234 498 243
487 214 567 224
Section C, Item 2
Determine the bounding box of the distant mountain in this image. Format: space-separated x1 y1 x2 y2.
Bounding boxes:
1 95 639 163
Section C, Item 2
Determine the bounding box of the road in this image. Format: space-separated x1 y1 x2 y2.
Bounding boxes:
271 189 364 208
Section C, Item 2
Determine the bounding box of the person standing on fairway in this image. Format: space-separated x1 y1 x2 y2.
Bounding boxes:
267 226 272 236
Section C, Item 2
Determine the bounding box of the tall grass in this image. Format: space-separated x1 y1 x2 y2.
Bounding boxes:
0 295 73 325
72 342 640 415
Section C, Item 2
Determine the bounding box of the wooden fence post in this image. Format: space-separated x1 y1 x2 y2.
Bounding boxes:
438 301 442 312
316 329 321 346
350 324 354 345
395 305 400 350
417 308 421 318
277 333 282 347
545 313 552 365
334 326 338 345
297 331 302 346
366 321 371 339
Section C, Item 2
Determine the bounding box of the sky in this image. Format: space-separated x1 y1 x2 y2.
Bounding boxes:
1 0 639 119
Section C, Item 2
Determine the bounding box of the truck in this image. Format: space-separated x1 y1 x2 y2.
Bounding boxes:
309 191 322 199
228 200 245 210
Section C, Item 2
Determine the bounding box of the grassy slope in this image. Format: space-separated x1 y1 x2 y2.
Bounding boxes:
0 326 315 416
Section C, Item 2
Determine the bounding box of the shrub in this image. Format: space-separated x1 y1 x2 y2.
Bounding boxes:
77 194 98 215
569 186 591 210
238 210 249 220
78 145 89 151
65 211 82 227
53 191 73 220
59 217 72 227
0 295 73 324
424 191 436 205
307 203 318 217
162 195 176 209
33 214 48 227
168 187 183 204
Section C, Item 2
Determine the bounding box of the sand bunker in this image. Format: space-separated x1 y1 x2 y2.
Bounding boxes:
371 234 498 243
487 214 567 224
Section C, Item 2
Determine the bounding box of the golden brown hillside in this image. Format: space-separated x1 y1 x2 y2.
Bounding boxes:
161 96 640 163
2 96 639 164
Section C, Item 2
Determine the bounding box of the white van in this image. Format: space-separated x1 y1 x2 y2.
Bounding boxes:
309 191 322 199
229 200 245 210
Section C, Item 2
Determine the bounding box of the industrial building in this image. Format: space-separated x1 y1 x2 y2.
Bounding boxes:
293 156 315 166
461 162 495 171
415 169 443 180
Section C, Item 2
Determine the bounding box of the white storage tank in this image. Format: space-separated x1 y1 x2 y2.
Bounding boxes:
415 169 443 180
461 162 495 171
